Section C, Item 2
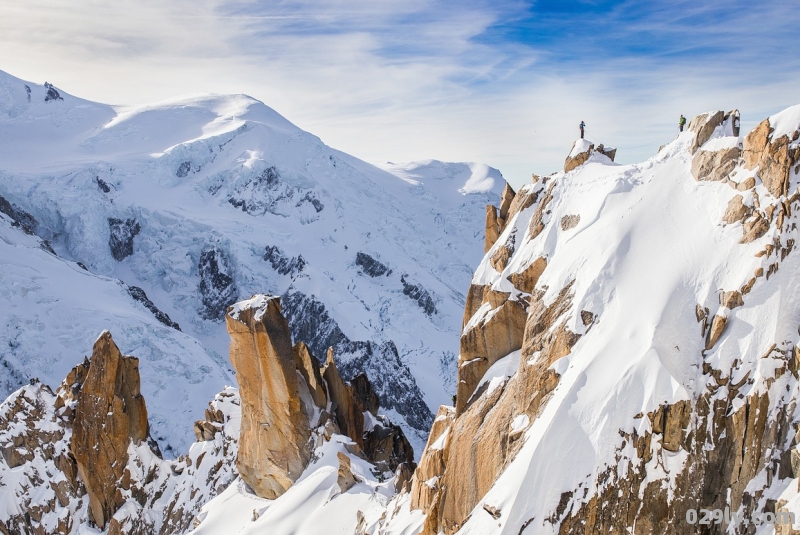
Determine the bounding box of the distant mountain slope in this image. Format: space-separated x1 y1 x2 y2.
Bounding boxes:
0 69 504 453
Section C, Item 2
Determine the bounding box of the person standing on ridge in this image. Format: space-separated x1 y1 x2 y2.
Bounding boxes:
580 121 586 139
679 114 686 132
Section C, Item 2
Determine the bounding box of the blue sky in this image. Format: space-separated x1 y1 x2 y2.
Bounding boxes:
1 0 798 187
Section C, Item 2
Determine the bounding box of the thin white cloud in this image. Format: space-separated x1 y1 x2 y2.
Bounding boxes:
0 0 798 187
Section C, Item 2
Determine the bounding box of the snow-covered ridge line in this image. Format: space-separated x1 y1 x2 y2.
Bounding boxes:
374 105 800 534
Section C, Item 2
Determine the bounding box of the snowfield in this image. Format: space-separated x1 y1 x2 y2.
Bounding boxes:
0 70 503 454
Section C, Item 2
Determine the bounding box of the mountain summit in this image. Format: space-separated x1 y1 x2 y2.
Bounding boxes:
0 69 504 455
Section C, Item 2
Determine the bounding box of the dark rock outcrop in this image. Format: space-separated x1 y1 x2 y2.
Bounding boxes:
198 246 237 320
44 82 63 102
363 416 415 473
264 245 306 276
355 252 392 277
108 217 141 261
400 275 437 316
0 194 38 235
127 285 181 330
351 373 380 415
176 161 192 178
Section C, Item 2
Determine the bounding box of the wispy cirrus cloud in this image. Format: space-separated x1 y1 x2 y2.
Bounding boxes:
0 0 798 185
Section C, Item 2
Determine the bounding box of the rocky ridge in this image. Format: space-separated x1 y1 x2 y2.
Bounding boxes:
373 105 800 534
0 294 415 533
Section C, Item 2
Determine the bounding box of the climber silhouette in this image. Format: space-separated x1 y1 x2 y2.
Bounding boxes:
580 121 586 139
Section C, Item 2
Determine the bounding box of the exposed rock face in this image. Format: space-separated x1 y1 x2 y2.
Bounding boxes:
293 342 328 409
417 283 578 534
226 294 416 497
0 382 80 534
498 182 515 226
355 252 392 277
225 295 312 498
485 205 500 253
363 416 415 473
564 141 594 172
199 245 238 320
688 110 725 154
410 405 456 534
70 331 150 529
264 245 306 276
691 146 740 181
280 290 433 431
0 194 38 235
485 181 523 253
323 347 365 449
127 285 181 330
336 451 359 492
743 116 800 198
455 291 527 414
108 217 140 261
507 256 547 294
400 275 437 316
564 142 616 172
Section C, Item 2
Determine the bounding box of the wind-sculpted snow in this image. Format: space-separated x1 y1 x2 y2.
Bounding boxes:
0 69 502 452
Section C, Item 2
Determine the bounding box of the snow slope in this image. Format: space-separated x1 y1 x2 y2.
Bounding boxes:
448 112 800 533
0 70 503 453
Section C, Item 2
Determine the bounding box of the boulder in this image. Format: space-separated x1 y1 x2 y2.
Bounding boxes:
705 315 727 350
722 195 751 224
336 452 358 493
225 295 311 499
740 214 770 244
560 214 580 230
70 331 150 529
743 117 800 198
688 110 725 154
691 146 740 181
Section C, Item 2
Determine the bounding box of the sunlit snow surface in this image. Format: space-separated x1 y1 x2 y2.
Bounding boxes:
0 70 503 455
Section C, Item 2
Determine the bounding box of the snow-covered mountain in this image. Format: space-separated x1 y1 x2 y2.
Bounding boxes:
6 66 800 535
0 70 503 454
